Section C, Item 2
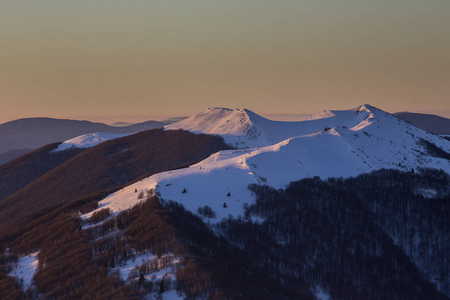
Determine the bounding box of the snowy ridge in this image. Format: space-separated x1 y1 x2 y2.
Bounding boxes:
165 107 270 148
165 106 375 148
54 132 132 152
85 105 450 224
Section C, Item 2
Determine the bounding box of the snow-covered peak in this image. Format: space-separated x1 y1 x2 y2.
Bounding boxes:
165 107 269 148
85 104 450 227
355 104 372 113
165 107 253 136
54 132 132 152
165 105 381 148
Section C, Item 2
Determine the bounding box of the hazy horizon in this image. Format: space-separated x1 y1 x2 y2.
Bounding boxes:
1 1 449 124
1 105 450 126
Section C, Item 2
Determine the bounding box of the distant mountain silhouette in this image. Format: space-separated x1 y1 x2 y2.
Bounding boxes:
394 112 450 135
110 122 134 127
0 117 170 155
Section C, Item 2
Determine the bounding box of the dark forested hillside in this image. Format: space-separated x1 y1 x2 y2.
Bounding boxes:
0 194 312 299
0 129 230 232
217 169 449 300
1 168 448 299
0 144 85 201
0 149 33 165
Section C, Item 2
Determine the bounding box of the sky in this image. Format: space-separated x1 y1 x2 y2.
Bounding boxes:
1 0 449 124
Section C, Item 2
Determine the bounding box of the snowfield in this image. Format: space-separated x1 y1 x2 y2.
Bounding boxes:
8 252 39 291
54 132 131 152
83 105 450 223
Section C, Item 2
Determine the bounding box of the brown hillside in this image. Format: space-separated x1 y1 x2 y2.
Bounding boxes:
0 148 33 165
0 128 230 228
0 192 308 299
0 143 85 201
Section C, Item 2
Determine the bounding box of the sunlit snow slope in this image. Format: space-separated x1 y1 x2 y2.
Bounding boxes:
166 106 379 148
86 105 450 222
54 132 131 151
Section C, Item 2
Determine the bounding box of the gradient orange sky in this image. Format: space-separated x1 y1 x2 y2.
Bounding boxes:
1 0 449 124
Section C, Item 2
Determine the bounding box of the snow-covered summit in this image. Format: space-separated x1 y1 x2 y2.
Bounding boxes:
165 107 269 148
87 104 450 223
165 105 380 148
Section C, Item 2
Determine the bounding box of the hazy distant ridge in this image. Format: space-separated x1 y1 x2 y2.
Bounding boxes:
0 117 170 155
394 112 450 135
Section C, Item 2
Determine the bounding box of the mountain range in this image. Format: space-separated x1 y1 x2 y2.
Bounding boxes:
84 105 445 224
1 110 447 166
394 112 450 135
1 105 449 300
0 118 174 165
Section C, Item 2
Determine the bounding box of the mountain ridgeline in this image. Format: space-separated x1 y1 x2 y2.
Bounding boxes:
0 149 34 166
0 143 86 202
394 112 450 135
0 117 171 163
1 105 449 299
0 128 230 231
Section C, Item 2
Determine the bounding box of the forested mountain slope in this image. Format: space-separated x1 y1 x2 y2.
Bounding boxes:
0 144 85 202
238 169 450 299
1 169 448 299
0 129 229 232
0 149 33 166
